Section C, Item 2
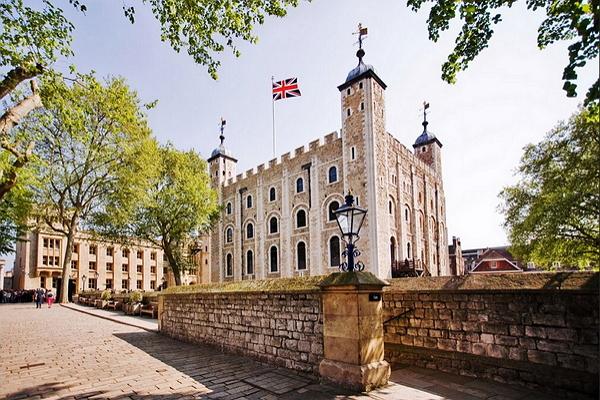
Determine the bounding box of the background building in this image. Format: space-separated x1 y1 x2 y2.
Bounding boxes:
13 230 165 298
207 46 451 281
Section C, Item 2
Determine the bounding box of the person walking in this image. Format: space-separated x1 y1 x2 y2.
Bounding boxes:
35 288 43 309
46 289 54 308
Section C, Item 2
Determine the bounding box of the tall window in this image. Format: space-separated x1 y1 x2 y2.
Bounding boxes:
328 201 340 221
269 187 276 201
388 200 394 215
246 250 254 275
106 247 113 256
328 166 337 183
106 279 113 289
226 254 233 277
407 243 411 259
296 209 307 228
122 279 128 290
246 195 253 208
137 250 143 259
246 223 254 239
122 264 128 272
270 246 278 272
405 207 410 222
89 245 97 255
329 236 340 267
390 237 396 264
106 262 113 271
122 249 129 257
296 177 304 193
73 243 79 254
269 217 278 234
297 242 307 270
226 202 232 214
89 261 96 270
226 227 233 243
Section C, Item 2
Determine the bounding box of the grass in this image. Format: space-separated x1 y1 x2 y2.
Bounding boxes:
163 275 327 294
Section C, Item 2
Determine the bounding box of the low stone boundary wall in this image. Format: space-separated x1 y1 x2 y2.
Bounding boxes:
159 291 323 374
383 272 599 399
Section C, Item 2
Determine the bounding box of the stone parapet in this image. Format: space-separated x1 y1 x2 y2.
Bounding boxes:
159 290 323 374
383 272 599 399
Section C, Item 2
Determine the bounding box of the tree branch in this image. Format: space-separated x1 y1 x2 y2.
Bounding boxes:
0 65 43 101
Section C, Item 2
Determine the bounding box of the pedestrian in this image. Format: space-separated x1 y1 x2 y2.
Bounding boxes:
35 288 43 309
47 289 54 308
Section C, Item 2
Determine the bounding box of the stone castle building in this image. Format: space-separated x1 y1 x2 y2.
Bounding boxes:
207 47 450 281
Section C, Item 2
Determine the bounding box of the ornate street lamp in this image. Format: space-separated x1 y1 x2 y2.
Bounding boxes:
333 192 367 272
81 274 87 291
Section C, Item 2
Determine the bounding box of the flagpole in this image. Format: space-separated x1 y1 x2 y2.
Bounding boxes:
271 76 276 158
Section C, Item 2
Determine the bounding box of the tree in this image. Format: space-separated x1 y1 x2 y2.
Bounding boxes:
408 0 599 104
98 144 219 286
499 104 600 268
0 0 73 201
25 73 156 302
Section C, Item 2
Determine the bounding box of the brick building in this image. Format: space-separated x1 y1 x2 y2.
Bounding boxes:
207 46 452 281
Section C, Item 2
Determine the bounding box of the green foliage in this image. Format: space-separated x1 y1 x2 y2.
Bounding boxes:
18 72 156 301
101 289 111 300
129 290 142 303
408 0 599 104
499 104 600 268
123 0 300 79
98 144 219 285
0 0 73 71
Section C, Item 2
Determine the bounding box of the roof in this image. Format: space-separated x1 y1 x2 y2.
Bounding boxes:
413 121 442 148
337 49 387 92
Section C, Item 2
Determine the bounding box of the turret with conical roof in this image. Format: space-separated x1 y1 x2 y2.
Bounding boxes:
208 118 237 188
413 103 442 175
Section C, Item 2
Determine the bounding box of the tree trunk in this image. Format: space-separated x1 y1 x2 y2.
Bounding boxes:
0 80 42 201
164 245 182 286
59 225 77 303
0 65 43 101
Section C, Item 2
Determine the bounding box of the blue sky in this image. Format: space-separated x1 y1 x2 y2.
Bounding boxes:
6 0 596 268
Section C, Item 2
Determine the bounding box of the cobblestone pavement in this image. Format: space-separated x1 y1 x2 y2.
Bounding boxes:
1 304 559 400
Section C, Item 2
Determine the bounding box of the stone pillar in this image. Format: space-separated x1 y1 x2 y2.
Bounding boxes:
318 271 390 392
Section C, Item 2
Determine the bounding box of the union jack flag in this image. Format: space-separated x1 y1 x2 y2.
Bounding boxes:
272 78 302 101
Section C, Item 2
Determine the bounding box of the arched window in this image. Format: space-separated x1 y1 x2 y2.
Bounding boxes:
329 236 340 267
296 177 304 193
269 246 278 272
246 195 253 208
390 237 396 264
388 200 393 215
407 243 411 259
297 242 307 270
328 166 338 183
296 209 307 228
246 223 254 239
269 216 278 234
328 201 339 221
246 250 254 275
225 227 233 243
226 202 232 215
405 206 410 222
226 253 233 277
269 187 276 201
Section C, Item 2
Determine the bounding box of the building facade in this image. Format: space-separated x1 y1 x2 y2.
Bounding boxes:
13 230 167 296
208 48 451 281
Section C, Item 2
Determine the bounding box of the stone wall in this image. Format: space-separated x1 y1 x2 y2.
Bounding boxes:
383 272 599 399
159 290 323 374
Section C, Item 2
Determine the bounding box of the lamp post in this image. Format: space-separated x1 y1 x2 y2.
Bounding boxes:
81 274 87 291
333 192 367 272
128 275 133 292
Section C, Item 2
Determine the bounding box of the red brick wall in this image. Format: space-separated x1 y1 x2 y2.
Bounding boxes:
474 259 519 272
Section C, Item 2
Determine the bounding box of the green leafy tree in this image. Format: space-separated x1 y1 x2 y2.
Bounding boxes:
98 144 219 286
24 73 156 302
0 0 73 200
408 0 599 104
499 104 600 268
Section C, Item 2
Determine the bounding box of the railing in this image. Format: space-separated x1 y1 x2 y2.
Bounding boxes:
391 260 430 278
